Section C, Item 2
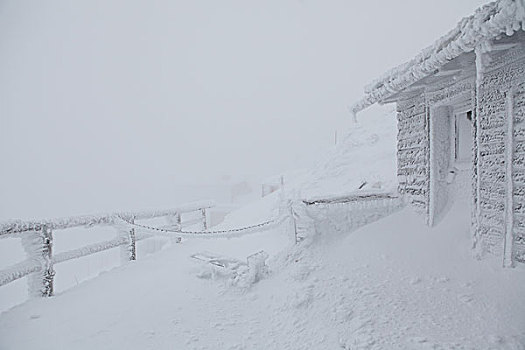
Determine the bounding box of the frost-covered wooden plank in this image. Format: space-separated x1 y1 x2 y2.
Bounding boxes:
396 95 431 220
52 237 128 264
302 192 398 206
0 260 41 287
0 200 215 237
52 232 152 264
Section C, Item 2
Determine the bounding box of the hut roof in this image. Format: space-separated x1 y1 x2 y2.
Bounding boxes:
351 0 525 115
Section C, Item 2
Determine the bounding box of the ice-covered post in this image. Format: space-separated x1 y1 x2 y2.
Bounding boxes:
129 226 136 261
201 208 207 230
167 213 182 244
40 225 54 296
290 202 299 243
128 217 136 261
21 225 55 297
118 216 136 263
176 213 182 230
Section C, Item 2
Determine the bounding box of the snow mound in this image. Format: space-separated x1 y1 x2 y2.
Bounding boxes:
192 250 269 290
1 201 524 349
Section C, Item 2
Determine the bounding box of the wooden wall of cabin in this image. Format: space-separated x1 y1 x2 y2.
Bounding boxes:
477 43 525 263
396 95 430 222
513 79 525 263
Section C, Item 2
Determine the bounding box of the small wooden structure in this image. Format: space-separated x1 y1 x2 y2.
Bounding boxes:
352 0 525 266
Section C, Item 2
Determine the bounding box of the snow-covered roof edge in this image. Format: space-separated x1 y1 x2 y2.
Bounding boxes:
351 0 525 115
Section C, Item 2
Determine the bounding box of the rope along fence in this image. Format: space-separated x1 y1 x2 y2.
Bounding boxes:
0 201 214 297
118 215 286 239
0 192 401 300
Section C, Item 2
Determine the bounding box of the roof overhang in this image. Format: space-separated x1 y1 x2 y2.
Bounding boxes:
351 0 525 115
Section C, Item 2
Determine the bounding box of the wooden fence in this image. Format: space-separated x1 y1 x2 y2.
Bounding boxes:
0 201 214 297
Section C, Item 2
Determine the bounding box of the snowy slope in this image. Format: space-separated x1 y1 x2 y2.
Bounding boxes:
295 105 397 201
1 201 524 349
2 106 525 349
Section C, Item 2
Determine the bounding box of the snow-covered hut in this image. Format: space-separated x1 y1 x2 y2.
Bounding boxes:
351 0 525 266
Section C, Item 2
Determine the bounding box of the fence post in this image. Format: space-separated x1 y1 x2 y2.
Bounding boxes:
41 225 54 296
118 217 136 263
175 213 182 243
21 225 55 297
201 208 207 230
176 213 182 230
290 203 299 243
129 223 136 261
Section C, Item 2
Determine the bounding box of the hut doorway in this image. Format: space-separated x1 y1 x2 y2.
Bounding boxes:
429 97 474 226
449 109 474 207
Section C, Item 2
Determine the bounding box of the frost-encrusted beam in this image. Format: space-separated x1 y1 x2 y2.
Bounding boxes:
52 232 151 264
0 200 215 237
302 192 398 205
0 202 214 294
0 260 41 287
0 233 154 289
53 236 128 264
351 0 525 115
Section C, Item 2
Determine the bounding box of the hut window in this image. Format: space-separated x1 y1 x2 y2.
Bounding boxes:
455 111 473 162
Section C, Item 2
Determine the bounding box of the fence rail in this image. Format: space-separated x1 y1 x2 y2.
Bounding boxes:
1 192 404 300
0 200 214 237
0 201 214 297
302 192 399 206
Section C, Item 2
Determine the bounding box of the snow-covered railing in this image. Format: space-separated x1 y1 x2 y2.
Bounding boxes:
302 192 400 206
0 201 214 297
292 193 404 242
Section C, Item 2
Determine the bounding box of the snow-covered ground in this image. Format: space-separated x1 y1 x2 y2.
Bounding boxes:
1 198 524 350
289 105 398 201
1 109 524 349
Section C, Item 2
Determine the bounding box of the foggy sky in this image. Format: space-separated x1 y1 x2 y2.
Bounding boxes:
0 0 486 219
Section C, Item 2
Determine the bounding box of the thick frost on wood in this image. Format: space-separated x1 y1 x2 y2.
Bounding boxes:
0 260 41 288
350 0 525 266
302 192 398 205
476 46 525 260
40 226 54 297
20 228 54 297
52 232 152 264
348 3 525 268
0 200 214 237
0 203 212 292
396 95 430 219
512 78 525 262
351 0 525 114
53 236 128 264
